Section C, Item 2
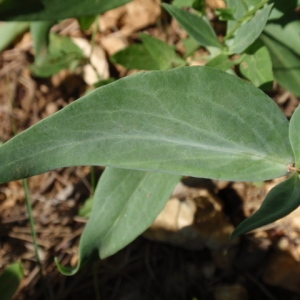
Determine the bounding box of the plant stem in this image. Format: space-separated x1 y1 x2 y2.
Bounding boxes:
89 15 102 81
23 179 52 300
90 166 96 195
224 0 269 41
92 264 101 300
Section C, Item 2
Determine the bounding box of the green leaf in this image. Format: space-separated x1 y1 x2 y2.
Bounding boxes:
264 14 300 57
232 173 300 237
0 0 132 21
260 33 300 97
111 44 159 70
30 21 56 66
140 33 185 70
0 67 293 183
226 0 248 33
0 22 29 52
289 106 300 168
0 262 23 300
225 0 261 33
162 4 223 49
172 0 195 7
215 8 236 21
112 33 185 71
56 167 180 275
239 39 273 89
94 78 116 88
182 36 200 58
30 33 85 77
228 4 273 54
172 0 205 11
77 15 97 31
191 0 205 12
206 53 237 71
78 196 93 218
268 0 298 20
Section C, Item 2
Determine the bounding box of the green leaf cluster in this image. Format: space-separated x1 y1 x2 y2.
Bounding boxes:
111 33 185 70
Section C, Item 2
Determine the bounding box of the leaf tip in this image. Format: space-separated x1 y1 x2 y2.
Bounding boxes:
54 257 78 276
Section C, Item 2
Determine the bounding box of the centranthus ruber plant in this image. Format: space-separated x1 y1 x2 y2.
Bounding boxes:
0 66 299 274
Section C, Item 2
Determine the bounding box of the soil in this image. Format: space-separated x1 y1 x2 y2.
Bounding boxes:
0 1 300 299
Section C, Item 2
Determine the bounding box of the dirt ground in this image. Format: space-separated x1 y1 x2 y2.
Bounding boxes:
1 1 300 299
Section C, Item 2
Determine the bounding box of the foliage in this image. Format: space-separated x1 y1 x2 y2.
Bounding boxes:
0 0 299 278
0 21 29 52
0 262 23 300
0 66 294 183
0 0 132 20
57 167 180 275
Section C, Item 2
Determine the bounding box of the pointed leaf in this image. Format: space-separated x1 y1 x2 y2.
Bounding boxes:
239 39 273 89
0 0 132 21
0 67 293 183
289 106 300 168
56 168 180 275
228 4 272 54
232 173 300 237
162 4 223 48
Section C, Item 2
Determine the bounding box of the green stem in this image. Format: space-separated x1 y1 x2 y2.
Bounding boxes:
224 0 269 41
7 78 52 298
23 179 52 300
89 15 102 81
92 264 101 300
90 166 96 195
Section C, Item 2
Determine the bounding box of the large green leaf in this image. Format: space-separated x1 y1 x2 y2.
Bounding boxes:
162 4 223 49
289 106 300 168
0 262 23 300
227 4 272 54
56 167 180 275
0 0 131 21
239 39 273 89
232 173 300 237
0 67 293 183
260 33 300 97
